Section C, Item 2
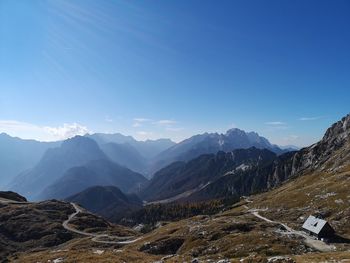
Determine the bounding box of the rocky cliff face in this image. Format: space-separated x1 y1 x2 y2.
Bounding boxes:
149 128 286 176
189 114 350 201
142 148 277 202
268 114 350 188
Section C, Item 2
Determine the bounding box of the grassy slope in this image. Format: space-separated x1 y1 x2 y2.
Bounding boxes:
251 166 350 237
12 155 350 262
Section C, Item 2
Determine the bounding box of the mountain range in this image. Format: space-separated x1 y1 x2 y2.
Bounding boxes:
148 128 291 175
2 128 291 202
141 147 277 202
8 136 108 199
0 133 60 187
39 158 147 200
99 142 147 174
0 132 173 191
142 114 350 203
86 133 175 159
1 114 350 262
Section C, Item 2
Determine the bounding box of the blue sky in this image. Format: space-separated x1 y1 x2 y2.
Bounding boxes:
0 0 349 146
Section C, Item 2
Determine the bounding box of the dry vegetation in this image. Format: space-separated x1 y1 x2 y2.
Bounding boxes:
8 155 350 262
68 211 137 237
250 166 350 238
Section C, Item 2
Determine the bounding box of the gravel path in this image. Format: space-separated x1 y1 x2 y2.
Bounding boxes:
243 198 336 252
63 203 141 245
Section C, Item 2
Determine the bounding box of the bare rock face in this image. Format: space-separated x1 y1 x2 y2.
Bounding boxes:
190 113 350 201
323 114 350 142
304 114 350 170
268 114 350 187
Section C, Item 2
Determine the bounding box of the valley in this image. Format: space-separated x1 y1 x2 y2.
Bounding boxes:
3 1 349 262
1 114 350 262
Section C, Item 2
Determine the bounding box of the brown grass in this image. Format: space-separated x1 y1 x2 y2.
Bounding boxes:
11 166 350 262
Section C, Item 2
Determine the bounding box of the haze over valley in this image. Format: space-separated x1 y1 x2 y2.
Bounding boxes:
1 0 350 262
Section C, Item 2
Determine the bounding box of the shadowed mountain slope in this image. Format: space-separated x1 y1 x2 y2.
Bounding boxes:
189 114 350 201
0 133 59 188
142 147 277 202
99 142 147 174
149 128 287 176
8 136 107 200
38 159 147 200
143 114 350 203
87 133 175 159
66 185 143 222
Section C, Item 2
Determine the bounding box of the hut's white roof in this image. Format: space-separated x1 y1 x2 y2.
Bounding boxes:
302 215 328 234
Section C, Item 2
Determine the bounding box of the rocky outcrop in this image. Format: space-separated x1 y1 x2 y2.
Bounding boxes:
149 128 287 176
141 148 277 202
190 114 350 201
268 114 350 187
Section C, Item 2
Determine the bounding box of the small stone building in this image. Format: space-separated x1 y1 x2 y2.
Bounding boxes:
302 215 335 238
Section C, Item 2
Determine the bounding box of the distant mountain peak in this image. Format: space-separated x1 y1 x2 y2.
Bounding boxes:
86 132 176 161
323 114 350 142
0 132 11 137
225 128 245 136
61 135 100 150
9 135 108 200
149 127 286 176
62 135 92 144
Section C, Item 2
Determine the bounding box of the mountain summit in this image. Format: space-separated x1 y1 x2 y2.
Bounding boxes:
149 128 284 175
144 113 350 203
0 133 59 187
8 136 107 199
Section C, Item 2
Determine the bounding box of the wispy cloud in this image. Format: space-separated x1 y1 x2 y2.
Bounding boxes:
134 118 152 122
154 119 177 125
137 131 152 136
0 120 90 141
133 117 152 128
299 116 323 121
264 121 288 131
166 127 184 132
132 122 142 128
265 121 286 125
44 123 89 140
153 119 183 132
132 118 183 133
105 116 113 122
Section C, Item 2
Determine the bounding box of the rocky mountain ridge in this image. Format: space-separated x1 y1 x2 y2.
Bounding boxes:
8 136 108 200
144 114 350 202
86 133 176 159
142 147 277 202
0 133 60 187
267 114 350 187
149 128 287 176
39 158 147 200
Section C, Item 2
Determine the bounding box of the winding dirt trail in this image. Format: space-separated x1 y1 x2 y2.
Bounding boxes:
243 198 336 252
63 203 141 245
0 198 141 245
